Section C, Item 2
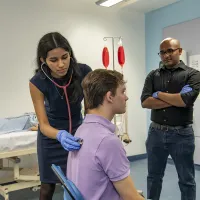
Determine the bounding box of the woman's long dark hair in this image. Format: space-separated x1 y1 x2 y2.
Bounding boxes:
36 32 82 103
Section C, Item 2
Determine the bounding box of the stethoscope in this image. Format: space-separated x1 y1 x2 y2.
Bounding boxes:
41 62 73 134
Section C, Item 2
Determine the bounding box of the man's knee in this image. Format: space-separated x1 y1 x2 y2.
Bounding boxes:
148 173 164 182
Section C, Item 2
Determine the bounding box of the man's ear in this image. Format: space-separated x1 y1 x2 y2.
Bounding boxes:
105 91 114 103
179 48 183 55
40 57 45 63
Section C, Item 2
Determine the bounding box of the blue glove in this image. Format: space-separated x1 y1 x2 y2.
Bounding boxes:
152 91 160 99
56 130 81 151
180 85 192 94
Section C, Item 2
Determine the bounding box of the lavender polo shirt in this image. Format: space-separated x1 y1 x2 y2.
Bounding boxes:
67 114 130 200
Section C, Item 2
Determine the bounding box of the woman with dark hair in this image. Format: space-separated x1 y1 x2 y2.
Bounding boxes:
29 32 92 200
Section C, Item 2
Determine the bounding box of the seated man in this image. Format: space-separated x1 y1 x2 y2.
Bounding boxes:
67 69 144 200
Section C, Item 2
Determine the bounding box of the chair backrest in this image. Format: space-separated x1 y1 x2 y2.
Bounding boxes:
51 164 84 200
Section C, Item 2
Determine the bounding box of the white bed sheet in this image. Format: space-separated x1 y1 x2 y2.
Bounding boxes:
0 131 37 153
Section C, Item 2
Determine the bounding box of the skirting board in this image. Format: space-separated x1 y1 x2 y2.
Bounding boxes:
127 153 147 162
127 154 200 171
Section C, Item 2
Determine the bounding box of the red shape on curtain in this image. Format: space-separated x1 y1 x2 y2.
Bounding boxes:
118 45 125 68
102 47 109 69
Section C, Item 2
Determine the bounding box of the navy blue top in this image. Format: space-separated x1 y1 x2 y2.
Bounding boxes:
30 63 92 133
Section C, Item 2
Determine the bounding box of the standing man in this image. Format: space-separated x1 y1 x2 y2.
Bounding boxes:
141 37 200 200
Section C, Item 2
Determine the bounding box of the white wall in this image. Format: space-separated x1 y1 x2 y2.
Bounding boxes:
0 0 146 156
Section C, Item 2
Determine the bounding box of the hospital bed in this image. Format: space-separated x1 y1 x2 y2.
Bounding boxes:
0 130 40 200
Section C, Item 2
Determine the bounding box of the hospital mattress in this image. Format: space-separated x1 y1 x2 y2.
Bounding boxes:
0 131 37 154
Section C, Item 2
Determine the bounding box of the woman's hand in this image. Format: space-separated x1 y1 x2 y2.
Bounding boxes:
56 130 81 151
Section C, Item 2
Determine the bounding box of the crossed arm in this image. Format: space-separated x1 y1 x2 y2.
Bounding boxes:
142 93 185 109
157 92 186 107
141 70 200 110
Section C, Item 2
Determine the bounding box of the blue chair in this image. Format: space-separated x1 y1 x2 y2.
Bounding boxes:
51 164 84 200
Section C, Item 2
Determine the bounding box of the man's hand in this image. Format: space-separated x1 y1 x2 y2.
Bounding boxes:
180 85 192 94
152 91 160 99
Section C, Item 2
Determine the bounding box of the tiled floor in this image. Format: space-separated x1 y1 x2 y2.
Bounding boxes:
1 159 199 200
